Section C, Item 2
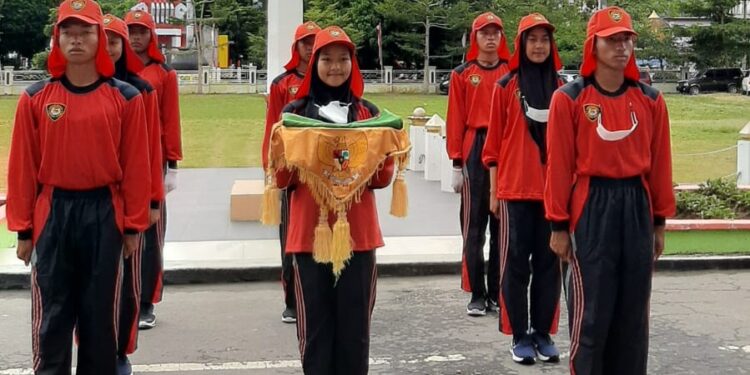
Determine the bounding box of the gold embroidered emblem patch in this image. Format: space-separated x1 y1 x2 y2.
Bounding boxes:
609 10 623 22
46 103 66 121
583 104 601 122
71 0 85 11
469 74 481 87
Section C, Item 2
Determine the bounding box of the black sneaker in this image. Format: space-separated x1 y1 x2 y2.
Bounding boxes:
487 298 499 312
117 355 133 375
281 307 297 323
139 304 156 330
510 334 537 365
466 297 487 316
531 332 560 363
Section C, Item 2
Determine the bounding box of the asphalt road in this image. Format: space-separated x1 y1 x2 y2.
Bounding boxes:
1 272 749 374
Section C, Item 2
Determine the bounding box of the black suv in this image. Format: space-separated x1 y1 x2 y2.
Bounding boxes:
677 68 743 95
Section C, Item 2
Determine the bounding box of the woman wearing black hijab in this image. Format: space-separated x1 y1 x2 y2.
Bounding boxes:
482 13 564 366
278 26 394 375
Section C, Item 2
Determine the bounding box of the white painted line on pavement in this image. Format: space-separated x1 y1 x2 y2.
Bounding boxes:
0 353 466 374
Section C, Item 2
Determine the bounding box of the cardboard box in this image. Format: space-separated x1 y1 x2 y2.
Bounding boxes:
230 180 265 221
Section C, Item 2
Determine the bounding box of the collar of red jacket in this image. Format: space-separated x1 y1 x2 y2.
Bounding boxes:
103 14 144 74
465 12 510 62
296 26 364 100
124 9 165 64
284 21 322 72
48 0 115 79
509 13 562 72
580 6 640 81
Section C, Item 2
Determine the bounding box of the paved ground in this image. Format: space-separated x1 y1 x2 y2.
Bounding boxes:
1 272 749 374
165 168 460 242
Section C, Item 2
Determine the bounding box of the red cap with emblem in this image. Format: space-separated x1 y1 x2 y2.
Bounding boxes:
465 12 511 62
296 26 365 100
103 14 144 74
284 21 322 72
124 9 165 64
508 13 562 72
47 0 115 78
580 6 640 81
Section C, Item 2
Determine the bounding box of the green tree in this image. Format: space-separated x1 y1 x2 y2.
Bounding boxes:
680 0 750 68
212 0 265 66
0 0 56 65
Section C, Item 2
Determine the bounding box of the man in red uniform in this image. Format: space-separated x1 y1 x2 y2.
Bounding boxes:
544 6 675 375
446 12 510 316
125 9 183 329
7 1 151 373
263 20 321 324
104 13 164 375
483 13 563 365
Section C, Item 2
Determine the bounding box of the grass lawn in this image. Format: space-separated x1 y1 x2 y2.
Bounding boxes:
0 92 748 193
665 230 750 255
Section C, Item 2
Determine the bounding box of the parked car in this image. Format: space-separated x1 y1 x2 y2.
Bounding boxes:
742 71 750 95
559 72 579 83
639 70 652 86
439 75 450 95
676 67 743 95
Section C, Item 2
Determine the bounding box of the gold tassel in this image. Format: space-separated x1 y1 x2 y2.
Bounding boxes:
261 172 281 225
313 208 332 263
331 207 353 278
390 170 408 217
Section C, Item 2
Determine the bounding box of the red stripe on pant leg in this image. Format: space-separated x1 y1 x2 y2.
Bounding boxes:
498 210 512 335
366 257 378 337
126 235 144 354
460 174 472 293
114 254 123 345
548 301 561 335
568 251 585 375
151 205 166 303
293 258 306 359
31 269 43 372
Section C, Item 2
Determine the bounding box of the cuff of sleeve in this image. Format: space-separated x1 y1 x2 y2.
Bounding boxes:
654 216 666 226
150 200 161 209
487 161 497 167
452 159 463 168
550 221 569 232
124 228 138 235
17 230 33 241
167 160 178 169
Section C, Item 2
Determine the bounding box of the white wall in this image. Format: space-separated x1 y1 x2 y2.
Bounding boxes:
267 0 303 93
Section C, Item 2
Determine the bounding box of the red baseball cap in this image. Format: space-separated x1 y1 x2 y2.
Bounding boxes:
296 26 364 99
283 21 322 72
580 6 640 81
124 10 165 64
508 13 562 72
48 0 115 78
103 14 145 74
465 12 511 62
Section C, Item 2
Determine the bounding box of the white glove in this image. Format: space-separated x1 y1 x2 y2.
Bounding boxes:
451 167 464 193
165 168 178 193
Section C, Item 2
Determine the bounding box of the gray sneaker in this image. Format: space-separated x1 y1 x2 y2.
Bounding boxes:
466 297 487 316
281 307 297 323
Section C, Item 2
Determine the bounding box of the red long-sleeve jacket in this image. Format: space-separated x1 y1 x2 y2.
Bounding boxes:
544 77 676 232
7 77 151 240
262 70 304 169
482 72 562 201
446 60 509 164
275 99 394 253
126 75 164 207
140 62 182 165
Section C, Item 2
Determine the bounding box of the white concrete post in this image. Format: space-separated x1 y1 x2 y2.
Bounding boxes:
424 114 445 181
4 66 14 96
236 66 242 83
267 0 302 92
738 122 750 186
407 108 428 171
384 66 393 84
248 65 257 93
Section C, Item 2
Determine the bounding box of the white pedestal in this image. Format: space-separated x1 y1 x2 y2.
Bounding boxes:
266 0 302 92
424 131 442 181
738 140 750 185
440 137 453 192
409 125 426 171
